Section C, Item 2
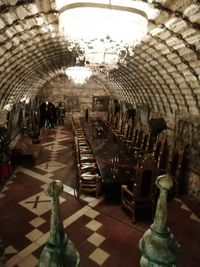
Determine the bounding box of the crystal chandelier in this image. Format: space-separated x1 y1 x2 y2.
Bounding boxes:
58 1 148 71
65 66 92 85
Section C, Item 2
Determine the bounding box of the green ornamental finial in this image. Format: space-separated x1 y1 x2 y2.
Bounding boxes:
139 174 180 267
38 180 80 267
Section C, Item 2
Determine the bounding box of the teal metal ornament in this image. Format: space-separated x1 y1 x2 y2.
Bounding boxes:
38 180 80 267
139 174 180 267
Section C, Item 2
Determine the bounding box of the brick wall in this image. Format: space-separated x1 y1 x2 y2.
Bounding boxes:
37 75 109 113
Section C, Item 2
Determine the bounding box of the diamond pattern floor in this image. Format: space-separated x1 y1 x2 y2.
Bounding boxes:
0 123 199 267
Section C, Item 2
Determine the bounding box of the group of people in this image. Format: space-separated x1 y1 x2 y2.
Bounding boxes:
43 102 65 129
56 105 65 125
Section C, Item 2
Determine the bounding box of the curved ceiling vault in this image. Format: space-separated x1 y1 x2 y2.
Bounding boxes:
0 0 199 117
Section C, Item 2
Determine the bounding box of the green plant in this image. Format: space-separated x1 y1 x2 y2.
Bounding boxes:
28 126 40 139
0 127 11 164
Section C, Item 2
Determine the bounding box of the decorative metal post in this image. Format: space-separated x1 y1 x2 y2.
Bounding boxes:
38 180 80 267
139 174 180 267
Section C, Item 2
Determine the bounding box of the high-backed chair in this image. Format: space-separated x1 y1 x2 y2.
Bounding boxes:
121 155 158 223
105 110 113 126
140 126 151 153
152 131 166 168
122 119 133 142
158 136 171 175
124 122 141 148
113 114 125 139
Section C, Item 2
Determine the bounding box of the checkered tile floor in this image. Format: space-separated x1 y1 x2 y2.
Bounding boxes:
0 125 200 267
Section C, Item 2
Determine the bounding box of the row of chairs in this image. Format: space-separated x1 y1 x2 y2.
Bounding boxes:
106 112 185 185
105 112 185 223
71 115 102 198
107 112 152 153
121 137 185 224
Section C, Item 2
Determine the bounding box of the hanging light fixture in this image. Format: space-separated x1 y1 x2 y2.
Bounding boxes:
57 1 149 71
65 66 92 85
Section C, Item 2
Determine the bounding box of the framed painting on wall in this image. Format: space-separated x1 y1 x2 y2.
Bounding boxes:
92 96 109 112
65 96 80 112
7 105 24 139
175 111 200 174
137 104 149 125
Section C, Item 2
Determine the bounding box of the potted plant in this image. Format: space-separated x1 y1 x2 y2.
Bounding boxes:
0 127 12 181
28 126 40 144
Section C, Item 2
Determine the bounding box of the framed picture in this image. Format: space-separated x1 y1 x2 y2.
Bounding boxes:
7 106 24 139
138 104 149 125
92 96 109 112
175 111 200 174
65 96 80 112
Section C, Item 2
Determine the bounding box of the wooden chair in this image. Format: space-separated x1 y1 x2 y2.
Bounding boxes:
124 122 140 148
140 126 151 153
112 112 120 130
79 147 92 154
121 155 158 223
134 126 151 161
158 137 171 175
126 123 149 156
152 131 166 168
113 114 125 138
122 119 133 142
79 154 96 163
77 164 102 198
132 127 146 153
105 110 112 126
78 174 102 198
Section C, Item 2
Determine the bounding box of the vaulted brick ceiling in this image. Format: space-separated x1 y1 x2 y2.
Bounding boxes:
0 0 199 116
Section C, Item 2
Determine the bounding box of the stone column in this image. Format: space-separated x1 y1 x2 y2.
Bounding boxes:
139 174 180 267
38 180 80 267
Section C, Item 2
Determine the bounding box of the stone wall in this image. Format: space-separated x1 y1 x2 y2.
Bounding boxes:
37 75 109 114
38 80 200 200
146 111 200 200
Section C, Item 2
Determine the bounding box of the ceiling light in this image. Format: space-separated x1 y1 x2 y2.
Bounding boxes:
58 1 148 71
65 66 92 85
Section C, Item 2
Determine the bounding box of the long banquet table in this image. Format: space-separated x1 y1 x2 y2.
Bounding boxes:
82 117 138 187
